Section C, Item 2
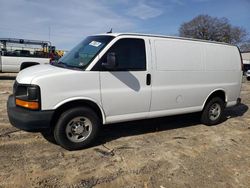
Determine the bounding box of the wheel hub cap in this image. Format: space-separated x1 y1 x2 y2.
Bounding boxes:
72 123 84 135
65 116 92 143
209 103 221 121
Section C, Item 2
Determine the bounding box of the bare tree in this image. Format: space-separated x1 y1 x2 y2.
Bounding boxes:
179 15 247 45
240 40 250 52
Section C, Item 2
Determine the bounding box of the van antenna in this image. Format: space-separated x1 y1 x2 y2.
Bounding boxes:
107 28 112 33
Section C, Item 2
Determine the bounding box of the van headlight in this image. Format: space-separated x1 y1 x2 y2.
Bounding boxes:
14 82 40 110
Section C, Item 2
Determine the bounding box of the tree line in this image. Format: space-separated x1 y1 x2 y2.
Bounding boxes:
179 15 249 51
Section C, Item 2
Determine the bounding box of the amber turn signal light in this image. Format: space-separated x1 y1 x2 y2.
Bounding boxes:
15 99 39 110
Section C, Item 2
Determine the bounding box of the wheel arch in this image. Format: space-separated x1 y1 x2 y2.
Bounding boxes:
202 89 227 110
51 98 106 127
20 62 40 71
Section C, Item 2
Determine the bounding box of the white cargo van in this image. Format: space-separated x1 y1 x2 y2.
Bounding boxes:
7 33 242 150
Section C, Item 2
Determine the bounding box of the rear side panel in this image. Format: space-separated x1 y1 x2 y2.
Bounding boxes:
150 37 242 117
204 43 242 106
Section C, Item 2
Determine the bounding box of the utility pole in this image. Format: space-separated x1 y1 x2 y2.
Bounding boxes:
48 25 51 42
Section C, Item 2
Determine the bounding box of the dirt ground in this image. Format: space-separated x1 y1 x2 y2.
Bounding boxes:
0 73 249 188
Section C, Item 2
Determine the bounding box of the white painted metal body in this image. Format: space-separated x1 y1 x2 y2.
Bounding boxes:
0 56 50 72
15 33 242 124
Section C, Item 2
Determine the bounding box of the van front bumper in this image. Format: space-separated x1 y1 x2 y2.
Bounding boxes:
7 95 54 131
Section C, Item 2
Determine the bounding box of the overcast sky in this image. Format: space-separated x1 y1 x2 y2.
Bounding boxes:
1 0 249 50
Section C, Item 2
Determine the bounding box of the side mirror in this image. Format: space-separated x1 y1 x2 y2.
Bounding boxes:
102 52 117 69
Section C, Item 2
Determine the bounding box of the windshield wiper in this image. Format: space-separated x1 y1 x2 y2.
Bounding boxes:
58 61 67 66
56 61 83 70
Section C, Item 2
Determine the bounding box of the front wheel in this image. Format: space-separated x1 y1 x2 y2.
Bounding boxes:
201 97 225 126
54 107 100 150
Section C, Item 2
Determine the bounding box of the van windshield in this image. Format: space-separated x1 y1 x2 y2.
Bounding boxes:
54 36 114 70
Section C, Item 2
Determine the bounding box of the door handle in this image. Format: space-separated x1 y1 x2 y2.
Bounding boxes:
146 74 151 85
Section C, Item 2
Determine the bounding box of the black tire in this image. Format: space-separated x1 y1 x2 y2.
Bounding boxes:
247 77 250 81
40 129 57 145
201 97 225 126
54 107 100 150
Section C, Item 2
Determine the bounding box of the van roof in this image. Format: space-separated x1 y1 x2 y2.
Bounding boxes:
95 33 235 47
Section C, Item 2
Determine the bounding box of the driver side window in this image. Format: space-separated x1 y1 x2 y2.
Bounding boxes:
93 38 146 71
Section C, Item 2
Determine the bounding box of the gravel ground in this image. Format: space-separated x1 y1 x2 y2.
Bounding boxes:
0 73 249 188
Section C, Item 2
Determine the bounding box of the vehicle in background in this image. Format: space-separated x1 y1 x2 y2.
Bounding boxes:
243 60 250 80
244 63 250 81
7 33 243 150
246 70 250 80
0 38 51 72
241 51 250 79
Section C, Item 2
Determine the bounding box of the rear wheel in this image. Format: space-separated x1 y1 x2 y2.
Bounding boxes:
201 97 225 125
54 107 100 150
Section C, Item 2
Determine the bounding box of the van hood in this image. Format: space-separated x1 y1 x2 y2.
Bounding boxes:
16 64 74 84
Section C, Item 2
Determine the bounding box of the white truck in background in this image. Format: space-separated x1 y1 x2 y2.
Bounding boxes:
0 38 51 73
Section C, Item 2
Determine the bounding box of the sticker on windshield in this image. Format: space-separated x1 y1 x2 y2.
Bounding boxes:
89 41 102 47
